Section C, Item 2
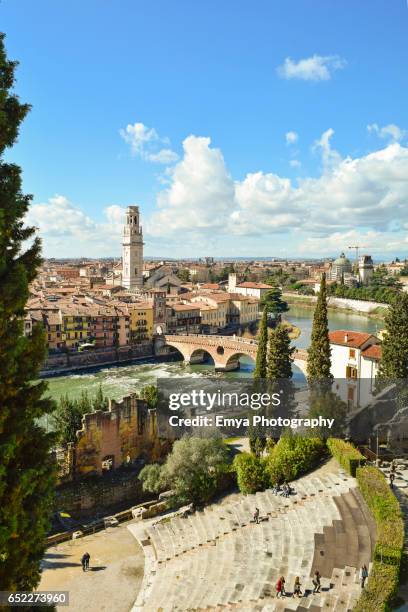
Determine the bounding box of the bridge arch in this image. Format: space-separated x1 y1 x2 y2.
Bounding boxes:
189 347 215 365
224 351 256 372
160 334 308 374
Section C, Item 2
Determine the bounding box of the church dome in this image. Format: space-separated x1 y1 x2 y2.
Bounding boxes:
333 252 351 266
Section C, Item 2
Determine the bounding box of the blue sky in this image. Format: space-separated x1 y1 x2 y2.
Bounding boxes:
2 0 408 258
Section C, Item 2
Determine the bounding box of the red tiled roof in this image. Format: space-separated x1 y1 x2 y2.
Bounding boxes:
200 283 220 289
329 330 375 348
171 303 201 312
362 345 382 360
237 282 271 289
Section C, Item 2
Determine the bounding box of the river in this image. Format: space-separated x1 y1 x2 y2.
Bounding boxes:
44 305 382 404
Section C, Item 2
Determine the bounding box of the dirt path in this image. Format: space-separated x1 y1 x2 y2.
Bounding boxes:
39 519 144 612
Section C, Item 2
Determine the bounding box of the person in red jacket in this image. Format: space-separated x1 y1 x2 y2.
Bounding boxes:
276 576 286 598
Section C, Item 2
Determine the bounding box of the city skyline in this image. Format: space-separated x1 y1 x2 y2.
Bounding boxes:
2 0 408 258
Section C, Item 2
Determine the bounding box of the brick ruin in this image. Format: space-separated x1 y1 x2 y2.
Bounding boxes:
55 393 165 481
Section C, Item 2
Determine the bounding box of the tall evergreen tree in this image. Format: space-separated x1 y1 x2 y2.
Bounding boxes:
307 273 333 382
267 324 294 381
267 324 296 427
378 292 408 381
254 308 268 380
0 33 56 590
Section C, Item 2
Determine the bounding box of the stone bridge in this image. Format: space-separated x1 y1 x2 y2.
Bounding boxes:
157 334 308 374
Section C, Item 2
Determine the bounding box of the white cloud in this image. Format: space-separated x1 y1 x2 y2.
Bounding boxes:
286 131 298 145
26 196 126 257
30 133 408 257
290 160 301 168
120 121 178 164
277 54 346 81
148 133 408 248
312 127 342 169
367 123 405 143
147 135 236 236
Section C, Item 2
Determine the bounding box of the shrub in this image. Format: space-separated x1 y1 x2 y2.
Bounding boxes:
353 466 404 612
139 463 164 494
233 452 267 494
327 438 366 476
265 435 326 485
140 436 231 505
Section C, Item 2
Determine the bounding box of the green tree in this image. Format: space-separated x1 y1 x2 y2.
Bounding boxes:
267 324 294 381
378 292 408 381
267 324 296 424
53 395 86 445
0 34 56 590
254 308 268 380
233 452 267 494
248 422 267 457
176 268 190 283
261 286 289 315
140 384 159 409
93 383 108 410
139 463 164 494
140 437 230 505
307 273 333 382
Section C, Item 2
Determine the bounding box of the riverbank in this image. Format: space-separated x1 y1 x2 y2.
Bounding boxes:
40 342 153 377
283 292 387 320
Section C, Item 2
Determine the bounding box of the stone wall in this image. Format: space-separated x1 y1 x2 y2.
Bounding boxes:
55 469 152 517
41 341 153 376
75 395 160 476
284 292 388 315
53 393 167 482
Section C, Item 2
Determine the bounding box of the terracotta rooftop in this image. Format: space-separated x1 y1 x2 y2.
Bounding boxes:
362 345 382 360
171 303 201 312
329 330 377 348
236 282 271 289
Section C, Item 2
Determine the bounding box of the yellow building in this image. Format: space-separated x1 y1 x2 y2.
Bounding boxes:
130 302 154 342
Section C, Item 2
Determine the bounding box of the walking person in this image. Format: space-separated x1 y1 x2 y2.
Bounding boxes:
359 564 368 588
390 471 395 489
276 576 286 598
293 576 302 598
81 552 90 572
253 507 260 524
312 570 321 593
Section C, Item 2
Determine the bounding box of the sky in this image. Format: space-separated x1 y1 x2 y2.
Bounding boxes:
2 0 408 259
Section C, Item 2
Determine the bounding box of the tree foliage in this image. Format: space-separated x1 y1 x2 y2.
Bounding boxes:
233 452 267 494
265 434 326 485
254 308 268 380
378 292 408 381
267 323 294 381
307 273 333 382
0 33 56 590
53 388 107 446
139 384 159 409
261 286 289 315
139 437 231 505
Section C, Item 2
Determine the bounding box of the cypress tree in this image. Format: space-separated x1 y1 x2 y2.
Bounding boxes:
307 273 333 382
267 324 296 426
267 324 294 381
0 33 56 590
378 292 408 381
254 307 268 380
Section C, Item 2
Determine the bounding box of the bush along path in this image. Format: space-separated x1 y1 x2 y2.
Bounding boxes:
377 459 408 611
327 439 404 612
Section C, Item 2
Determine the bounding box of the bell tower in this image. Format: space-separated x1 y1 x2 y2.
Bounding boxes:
122 206 144 290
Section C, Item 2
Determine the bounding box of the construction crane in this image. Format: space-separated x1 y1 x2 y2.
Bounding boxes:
348 245 368 273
